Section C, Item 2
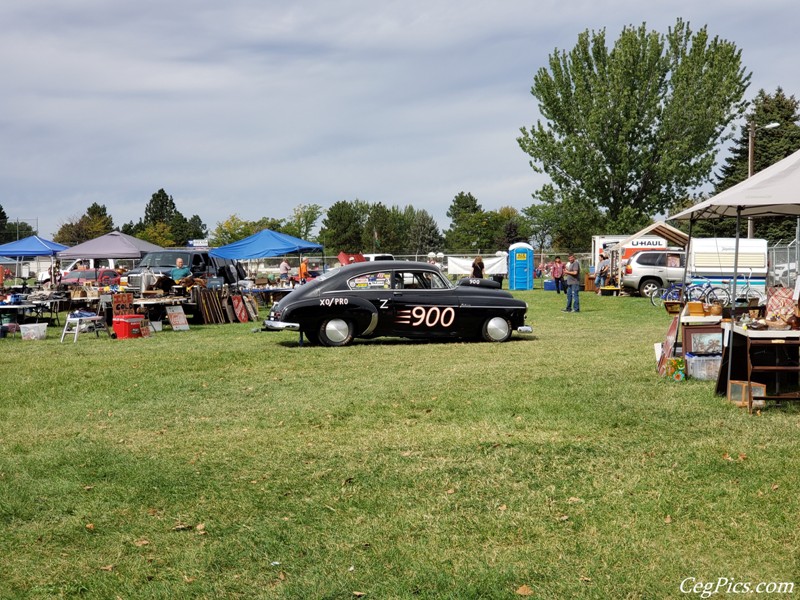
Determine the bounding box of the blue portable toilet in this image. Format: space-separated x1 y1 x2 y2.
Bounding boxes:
508 242 534 290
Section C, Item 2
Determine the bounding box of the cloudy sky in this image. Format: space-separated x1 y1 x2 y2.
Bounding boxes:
1 0 798 240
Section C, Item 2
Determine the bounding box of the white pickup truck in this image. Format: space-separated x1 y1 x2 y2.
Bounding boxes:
37 258 126 284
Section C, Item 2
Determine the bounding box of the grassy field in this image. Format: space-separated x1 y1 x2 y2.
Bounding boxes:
0 289 797 599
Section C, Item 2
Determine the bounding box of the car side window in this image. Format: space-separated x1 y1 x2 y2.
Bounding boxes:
636 253 662 266
347 272 392 290
426 271 449 289
392 270 448 289
666 253 683 268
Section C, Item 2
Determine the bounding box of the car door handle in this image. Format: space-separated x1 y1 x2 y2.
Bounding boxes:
393 292 403 296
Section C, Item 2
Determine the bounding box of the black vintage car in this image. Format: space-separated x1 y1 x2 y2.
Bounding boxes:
263 261 531 346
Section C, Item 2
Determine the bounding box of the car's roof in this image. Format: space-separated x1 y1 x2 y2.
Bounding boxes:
331 260 438 273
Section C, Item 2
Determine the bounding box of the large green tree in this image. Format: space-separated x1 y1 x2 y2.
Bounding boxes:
523 201 561 252
283 203 323 242
122 189 207 246
144 189 178 226
362 203 409 255
319 200 367 252
689 88 800 242
53 203 114 246
518 19 750 230
406 207 443 257
0 204 36 243
493 206 531 249
444 192 484 251
209 215 285 246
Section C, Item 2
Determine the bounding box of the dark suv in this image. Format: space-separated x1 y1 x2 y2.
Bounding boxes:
122 249 246 294
621 250 686 297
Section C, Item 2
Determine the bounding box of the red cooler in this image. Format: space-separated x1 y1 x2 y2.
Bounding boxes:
113 315 145 339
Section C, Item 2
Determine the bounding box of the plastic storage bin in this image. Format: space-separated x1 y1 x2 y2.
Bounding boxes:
20 323 47 340
113 315 145 339
685 353 722 381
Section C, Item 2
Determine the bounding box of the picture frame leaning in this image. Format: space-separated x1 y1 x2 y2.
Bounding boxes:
683 325 723 355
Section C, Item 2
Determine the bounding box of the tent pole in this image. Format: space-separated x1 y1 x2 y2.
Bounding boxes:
726 208 743 391
674 218 695 351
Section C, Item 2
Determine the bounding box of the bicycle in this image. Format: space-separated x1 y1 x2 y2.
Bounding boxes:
684 275 732 306
650 276 731 308
730 269 766 307
650 281 686 307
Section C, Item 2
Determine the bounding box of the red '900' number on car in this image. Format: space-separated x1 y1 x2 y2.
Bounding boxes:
411 306 455 327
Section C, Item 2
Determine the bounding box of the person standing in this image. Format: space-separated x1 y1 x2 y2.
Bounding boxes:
298 257 310 284
279 258 291 284
595 252 610 294
551 256 565 294
562 254 581 313
471 256 485 278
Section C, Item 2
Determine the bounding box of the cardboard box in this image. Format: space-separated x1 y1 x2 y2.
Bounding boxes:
687 301 705 316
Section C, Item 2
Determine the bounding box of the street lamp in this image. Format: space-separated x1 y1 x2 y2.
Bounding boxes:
747 121 780 238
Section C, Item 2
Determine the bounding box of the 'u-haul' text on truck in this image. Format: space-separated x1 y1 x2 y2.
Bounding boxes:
591 235 668 268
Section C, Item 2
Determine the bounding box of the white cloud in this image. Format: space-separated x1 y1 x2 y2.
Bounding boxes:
0 0 798 239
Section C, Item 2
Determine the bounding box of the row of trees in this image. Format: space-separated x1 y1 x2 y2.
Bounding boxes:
42 191 533 255
0 205 36 244
9 19 800 254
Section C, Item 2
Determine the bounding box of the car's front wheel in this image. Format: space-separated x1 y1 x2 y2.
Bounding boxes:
318 318 354 347
481 317 512 342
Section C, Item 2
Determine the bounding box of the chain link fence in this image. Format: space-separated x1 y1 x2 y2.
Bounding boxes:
768 240 799 288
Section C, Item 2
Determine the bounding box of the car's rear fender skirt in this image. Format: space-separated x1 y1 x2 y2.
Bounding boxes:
287 297 378 337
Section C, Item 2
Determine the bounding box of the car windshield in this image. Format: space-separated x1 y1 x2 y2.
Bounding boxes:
139 252 190 268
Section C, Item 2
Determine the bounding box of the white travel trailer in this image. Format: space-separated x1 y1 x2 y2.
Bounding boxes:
688 238 768 294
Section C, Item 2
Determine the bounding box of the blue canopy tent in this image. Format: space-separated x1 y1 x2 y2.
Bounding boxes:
0 235 67 257
0 235 68 284
209 229 322 260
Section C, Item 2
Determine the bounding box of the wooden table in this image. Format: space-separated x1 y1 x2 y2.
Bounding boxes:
718 323 800 412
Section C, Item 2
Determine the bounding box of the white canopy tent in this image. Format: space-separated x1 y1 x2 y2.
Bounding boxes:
669 146 800 391
671 147 800 221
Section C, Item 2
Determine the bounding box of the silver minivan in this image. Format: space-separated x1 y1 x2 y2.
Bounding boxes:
622 250 686 297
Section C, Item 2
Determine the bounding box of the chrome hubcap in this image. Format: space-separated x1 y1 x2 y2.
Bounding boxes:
486 317 510 341
324 319 349 343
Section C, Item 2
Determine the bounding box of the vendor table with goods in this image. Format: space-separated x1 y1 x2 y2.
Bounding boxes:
133 297 191 323
0 303 37 323
246 287 293 307
716 322 800 412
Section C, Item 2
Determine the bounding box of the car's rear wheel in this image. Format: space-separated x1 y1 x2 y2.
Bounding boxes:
481 317 512 342
318 318 354 347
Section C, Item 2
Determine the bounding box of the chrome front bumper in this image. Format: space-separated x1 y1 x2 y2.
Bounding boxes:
262 320 300 332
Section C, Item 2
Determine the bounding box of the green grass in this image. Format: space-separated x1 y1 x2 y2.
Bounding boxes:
0 290 798 599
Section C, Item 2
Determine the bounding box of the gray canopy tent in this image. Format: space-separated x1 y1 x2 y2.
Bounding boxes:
669 146 800 391
58 231 163 259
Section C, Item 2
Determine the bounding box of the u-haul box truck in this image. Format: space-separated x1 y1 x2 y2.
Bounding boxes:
689 238 768 295
591 235 668 268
